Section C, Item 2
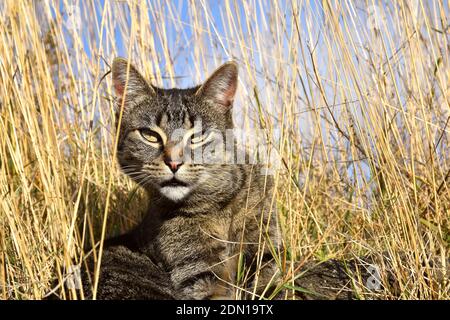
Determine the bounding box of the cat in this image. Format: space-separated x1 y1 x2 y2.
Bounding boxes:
83 58 281 300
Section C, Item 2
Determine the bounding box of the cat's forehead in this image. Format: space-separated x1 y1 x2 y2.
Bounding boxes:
156 96 193 131
155 89 198 130
126 88 218 132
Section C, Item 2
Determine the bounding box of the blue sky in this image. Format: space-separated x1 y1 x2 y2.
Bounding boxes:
56 0 325 88
46 0 449 200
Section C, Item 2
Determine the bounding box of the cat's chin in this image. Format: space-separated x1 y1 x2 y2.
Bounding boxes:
159 185 191 202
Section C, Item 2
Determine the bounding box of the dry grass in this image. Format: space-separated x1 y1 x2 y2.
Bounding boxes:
0 0 449 299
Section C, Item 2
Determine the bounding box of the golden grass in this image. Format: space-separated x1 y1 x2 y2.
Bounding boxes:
0 0 449 299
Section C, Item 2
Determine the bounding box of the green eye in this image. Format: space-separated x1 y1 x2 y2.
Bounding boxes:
190 131 212 145
140 129 162 144
191 134 205 144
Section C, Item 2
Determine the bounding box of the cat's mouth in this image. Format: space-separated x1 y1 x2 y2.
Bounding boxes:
160 178 188 187
158 178 191 202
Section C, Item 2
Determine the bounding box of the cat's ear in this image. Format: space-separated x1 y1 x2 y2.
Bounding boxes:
112 58 155 102
195 61 238 110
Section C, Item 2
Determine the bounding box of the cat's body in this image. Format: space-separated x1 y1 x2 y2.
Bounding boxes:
105 163 278 299
85 59 280 299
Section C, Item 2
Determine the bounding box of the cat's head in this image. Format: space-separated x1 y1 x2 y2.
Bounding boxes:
112 58 239 203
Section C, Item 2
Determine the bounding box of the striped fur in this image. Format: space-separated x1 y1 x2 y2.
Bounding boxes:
104 58 281 299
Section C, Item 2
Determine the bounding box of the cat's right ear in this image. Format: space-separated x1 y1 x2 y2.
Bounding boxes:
112 58 155 103
195 61 238 111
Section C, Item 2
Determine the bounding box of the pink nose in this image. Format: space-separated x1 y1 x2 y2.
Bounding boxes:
165 160 183 173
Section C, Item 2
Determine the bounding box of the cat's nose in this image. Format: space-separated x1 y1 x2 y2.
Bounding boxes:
164 159 183 173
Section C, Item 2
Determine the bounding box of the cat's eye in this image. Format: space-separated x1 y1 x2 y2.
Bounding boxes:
191 135 205 144
139 129 162 145
190 132 210 145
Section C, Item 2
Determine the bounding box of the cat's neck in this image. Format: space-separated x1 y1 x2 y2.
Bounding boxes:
130 164 272 251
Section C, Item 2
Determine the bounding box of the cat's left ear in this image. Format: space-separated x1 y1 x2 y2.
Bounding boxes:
195 61 238 110
112 58 155 103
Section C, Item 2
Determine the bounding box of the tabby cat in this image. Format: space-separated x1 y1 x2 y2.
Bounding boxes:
89 58 281 300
